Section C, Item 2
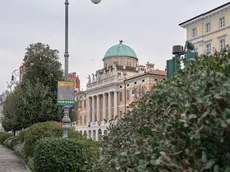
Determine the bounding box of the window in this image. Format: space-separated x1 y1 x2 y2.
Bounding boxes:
142 79 145 82
195 47 198 52
120 111 123 119
127 61 131 66
205 23 211 33
84 100 86 109
79 116 82 124
134 82 137 84
79 101 82 109
104 63 107 68
119 92 122 101
219 17 225 28
142 86 146 96
192 28 197 37
126 90 130 101
132 88 137 98
84 115 86 124
220 38 226 51
206 43 211 55
114 59 118 65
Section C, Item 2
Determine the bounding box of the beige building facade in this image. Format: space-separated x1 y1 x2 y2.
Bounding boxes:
179 2 230 55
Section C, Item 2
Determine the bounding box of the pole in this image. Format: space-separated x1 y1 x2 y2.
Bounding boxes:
64 0 69 81
124 70 127 114
62 0 71 138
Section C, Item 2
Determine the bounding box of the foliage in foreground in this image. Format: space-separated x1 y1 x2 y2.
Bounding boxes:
0 132 13 144
23 121 83 157
101 49 230 171
0 121 95 172
33 137 101 172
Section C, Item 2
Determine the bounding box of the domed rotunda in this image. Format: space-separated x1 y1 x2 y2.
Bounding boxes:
103 40 138 68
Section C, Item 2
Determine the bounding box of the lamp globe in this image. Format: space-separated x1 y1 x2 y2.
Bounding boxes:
91 0 101 4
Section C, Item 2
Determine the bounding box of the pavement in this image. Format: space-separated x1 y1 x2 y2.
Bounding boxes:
0 145 28 172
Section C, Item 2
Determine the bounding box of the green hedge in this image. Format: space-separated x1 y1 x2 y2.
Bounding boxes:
34 137 99 172
13 142 25 158
3 136 20 149
24 121 82 157
18 128 28 142
0 132 13 144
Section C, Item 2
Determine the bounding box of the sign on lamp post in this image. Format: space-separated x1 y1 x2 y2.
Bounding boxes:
57 81 75 107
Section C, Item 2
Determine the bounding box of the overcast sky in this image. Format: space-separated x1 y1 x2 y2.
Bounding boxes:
0 0 228 93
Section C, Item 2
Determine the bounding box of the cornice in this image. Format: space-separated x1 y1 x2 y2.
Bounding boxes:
180 4 230 28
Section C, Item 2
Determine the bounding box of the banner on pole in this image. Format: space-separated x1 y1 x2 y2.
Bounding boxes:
57 81 75 107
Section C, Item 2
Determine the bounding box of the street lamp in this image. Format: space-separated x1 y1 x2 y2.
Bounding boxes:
91 0 101 4
62 0 102 138
7 69 20 92
166 41 198 79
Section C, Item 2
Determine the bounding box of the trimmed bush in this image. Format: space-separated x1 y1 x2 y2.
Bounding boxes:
18 128 28 142
0 132 13 144
33 137 98 172
13 142 25 158
24 121 82 157
27 157 35 172
3 136 20 149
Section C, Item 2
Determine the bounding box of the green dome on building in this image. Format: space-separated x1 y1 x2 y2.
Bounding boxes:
103 41 137 60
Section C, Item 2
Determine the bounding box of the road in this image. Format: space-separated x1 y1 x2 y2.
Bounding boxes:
0 145 28 172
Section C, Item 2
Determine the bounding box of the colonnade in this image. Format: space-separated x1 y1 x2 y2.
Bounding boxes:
87 90 118 124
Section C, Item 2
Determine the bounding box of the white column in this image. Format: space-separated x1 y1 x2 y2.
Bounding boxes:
108 92 112 120
97 95 100 122
87 97 91 123
95 130 98 141
114 91 118 118
103 93 106 122
92 96 95 123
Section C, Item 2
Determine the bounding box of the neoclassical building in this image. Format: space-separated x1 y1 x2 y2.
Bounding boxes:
179 2 230 55
76 41 166 140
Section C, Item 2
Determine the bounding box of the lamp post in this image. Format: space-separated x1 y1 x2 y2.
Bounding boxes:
62 0 102 138
7 69 20 92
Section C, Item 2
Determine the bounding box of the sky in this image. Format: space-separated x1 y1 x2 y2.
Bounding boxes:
0 0 229 93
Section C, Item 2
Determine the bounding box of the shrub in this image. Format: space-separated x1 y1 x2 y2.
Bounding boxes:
27 157 35 172
18 128 28 142
33 137 99 172
13 142 25 158
101 49 230 171
24 121 82 157
3 136 14 148
3 136 20 149
0 132 13 144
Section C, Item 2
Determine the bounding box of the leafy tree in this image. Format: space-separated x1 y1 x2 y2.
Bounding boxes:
22 42 63 100
2 87 23 133
101 48 230 171
2 43 65 130
19 80 62 128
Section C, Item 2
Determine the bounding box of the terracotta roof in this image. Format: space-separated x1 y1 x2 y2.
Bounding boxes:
150 69 166 76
